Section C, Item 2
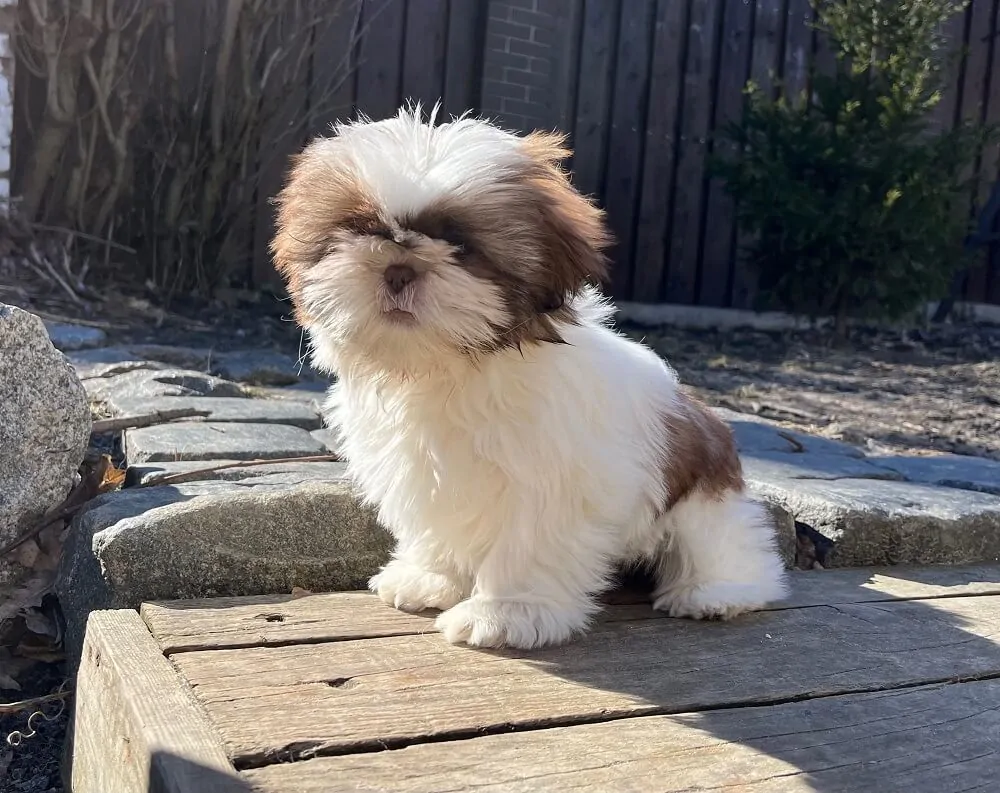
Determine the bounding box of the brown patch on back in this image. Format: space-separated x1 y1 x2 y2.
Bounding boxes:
270 142 382 325
660 392 744 511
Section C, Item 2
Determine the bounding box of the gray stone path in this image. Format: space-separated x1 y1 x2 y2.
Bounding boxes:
47 324 1000 658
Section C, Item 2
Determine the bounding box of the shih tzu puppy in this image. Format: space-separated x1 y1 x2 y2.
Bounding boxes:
271 106 788 649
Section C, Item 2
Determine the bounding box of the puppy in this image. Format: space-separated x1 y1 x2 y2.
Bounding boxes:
271 106 788 649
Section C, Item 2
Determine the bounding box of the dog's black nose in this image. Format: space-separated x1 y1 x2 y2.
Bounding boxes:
383 264 416 294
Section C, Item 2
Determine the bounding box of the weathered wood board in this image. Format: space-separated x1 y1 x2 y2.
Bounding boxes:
141 564 1000 652
72 566 1000 792
242 679 1000 792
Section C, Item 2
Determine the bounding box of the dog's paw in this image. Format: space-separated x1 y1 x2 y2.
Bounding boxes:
435 597 587 649
369 561 465 613
652 581 780 620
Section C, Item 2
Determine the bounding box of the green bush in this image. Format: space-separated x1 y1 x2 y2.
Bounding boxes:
712 0 993 332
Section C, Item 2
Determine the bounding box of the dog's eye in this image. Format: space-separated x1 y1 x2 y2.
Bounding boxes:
343 215 393 239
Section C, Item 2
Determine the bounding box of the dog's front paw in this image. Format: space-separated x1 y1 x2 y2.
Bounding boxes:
369 560 466 613
435 597 588 649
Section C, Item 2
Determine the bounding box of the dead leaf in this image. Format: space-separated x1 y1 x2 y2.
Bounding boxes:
99 460 126 492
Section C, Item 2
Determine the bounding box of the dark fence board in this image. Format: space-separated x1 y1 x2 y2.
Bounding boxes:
631 0 687 304
355 0 406 120
698 3 753 306
960 0 997 301
569 0 619 199
664 0 722 305
402 0 449 109
697 0 753 307
604 0 656 299
442 0 486 117
308 0 364 133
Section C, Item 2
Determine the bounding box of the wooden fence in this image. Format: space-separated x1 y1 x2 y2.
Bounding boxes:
562 0 1000 307
14 0 1000 307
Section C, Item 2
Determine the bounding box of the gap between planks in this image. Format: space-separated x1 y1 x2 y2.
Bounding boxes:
240 677 1000 793
141 564 1000 653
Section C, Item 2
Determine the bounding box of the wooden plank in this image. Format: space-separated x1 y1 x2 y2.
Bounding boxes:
696 0 753 306
962 0 997 301
442 0 486 118
604 0 656 300
242 678 1000 792
252 5 313 288
782 0 813 101
730 0 785 309
354 0 406 120
173 594 1000 763
308 0 364 134
70 610 246 793
569 0 620 199
930 4 969 133
664 0 723 304
401 0 449 108
630 0 688 303
143 564 1000 653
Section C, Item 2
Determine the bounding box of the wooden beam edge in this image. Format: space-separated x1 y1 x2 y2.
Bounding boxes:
70 609 248 793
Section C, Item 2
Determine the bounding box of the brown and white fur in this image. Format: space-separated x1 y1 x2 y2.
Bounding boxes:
271 106 788 649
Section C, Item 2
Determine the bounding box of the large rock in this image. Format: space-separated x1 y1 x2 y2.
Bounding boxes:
57 471 390 660
750 474 1000 567
0 305 92 584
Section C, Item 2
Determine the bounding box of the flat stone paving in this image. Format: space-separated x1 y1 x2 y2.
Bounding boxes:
55 333 1000 663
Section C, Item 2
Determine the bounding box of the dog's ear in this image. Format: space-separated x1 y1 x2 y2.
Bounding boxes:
521 132 612 306
271 138 380 325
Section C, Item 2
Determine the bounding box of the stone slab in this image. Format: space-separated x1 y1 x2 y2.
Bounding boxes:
107 395 322 431
70 344 320 385
123 422 327 463
1 305 92 585
84 369 247 402
57 480 390 663
43 321 108 351
869 454 1000 496
742 451 902 482
126 459 349 487
714 407 864 458
210 350 306 386
309 428 340 453
751 475 1000 567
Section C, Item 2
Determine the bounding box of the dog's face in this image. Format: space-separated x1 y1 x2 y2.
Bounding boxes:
271 108 610 372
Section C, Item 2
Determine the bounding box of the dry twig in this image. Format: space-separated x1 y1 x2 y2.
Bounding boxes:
0 689 71 716
139 453 340 487
91 407 209 434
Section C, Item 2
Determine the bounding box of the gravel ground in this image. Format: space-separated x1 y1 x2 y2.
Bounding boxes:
1 662 68 793
623 321 1000 462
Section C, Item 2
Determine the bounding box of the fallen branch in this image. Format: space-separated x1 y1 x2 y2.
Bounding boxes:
140 453 341 487
0 456 121 558
91 407 210 434
0 689 72 715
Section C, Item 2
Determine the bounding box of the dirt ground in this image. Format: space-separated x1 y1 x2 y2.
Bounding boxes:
623 321 1000 462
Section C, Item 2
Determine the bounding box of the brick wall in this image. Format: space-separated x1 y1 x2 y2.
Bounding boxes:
479 0 579 133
